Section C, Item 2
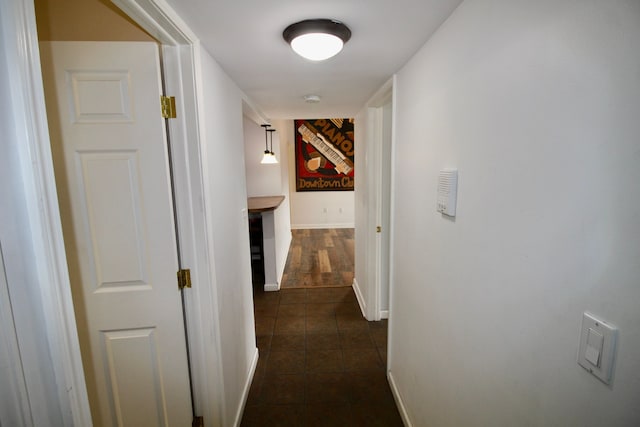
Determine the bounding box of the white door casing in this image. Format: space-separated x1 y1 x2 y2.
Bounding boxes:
377 99 393 318
40 41 192 427
366 79 394 322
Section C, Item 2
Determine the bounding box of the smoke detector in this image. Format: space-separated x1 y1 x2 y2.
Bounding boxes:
304 94 321 103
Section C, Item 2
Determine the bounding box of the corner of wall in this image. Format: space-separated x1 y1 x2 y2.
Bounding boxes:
275 229 292 283
352 278 367 319
387 370 413 427
263 283 279 292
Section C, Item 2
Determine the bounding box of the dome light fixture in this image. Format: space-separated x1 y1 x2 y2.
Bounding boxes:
283 19 351 61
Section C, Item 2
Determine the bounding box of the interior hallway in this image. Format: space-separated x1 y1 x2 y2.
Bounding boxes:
242 229 401 426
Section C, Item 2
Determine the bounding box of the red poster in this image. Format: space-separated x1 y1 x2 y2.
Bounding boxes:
294 118 355 192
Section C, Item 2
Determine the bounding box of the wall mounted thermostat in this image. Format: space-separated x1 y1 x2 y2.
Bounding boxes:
437 169 458 217
577 312 618 385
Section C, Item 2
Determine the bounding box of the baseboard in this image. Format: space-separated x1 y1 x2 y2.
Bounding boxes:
264 282 279 292
233 347 259 427
352 278 367 318
380 310 389 319
388 370 412 427
291 223 355 229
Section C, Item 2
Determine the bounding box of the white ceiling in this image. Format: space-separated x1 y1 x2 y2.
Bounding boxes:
165 0 463 120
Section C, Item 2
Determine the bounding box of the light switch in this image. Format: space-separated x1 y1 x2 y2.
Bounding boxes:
577 312 617 385
584 328 603 367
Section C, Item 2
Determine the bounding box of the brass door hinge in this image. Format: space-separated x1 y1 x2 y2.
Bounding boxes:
192 416 204 427
161 95 176 119
376 226 382 233
177 268 191 290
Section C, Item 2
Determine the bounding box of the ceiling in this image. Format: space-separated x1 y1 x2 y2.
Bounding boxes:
165 0 463 120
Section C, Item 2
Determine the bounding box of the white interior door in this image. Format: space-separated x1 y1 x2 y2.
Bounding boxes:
40 41 192 427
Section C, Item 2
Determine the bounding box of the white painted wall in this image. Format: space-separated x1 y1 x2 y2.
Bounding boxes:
243 117 293 289
282 119 356 228
389 1 640 426
243 116 281 196
272 119 294 283
199 46 257 426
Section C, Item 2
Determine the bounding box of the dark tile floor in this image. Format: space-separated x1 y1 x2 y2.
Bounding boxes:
242 286 403 426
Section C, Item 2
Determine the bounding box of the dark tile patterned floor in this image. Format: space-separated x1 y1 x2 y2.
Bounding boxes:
242 286 403 426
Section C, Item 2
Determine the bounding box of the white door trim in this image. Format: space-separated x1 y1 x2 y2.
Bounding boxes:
369 105 384 321
386 74 399 369
364 79 394 322
111 1 226 425
1 0 92 424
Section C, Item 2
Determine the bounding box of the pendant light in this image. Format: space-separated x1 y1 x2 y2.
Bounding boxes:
267 128 278 163
260 124 278 164
283 19 351 61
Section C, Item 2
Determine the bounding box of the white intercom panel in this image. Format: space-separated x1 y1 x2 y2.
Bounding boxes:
437 169 458 217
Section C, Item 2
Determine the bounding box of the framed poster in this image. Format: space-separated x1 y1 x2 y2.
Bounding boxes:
294 118 355 191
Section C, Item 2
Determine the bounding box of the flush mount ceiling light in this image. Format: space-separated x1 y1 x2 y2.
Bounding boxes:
283 19 351 61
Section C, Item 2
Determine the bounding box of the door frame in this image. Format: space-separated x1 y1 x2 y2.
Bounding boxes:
6 0 225 425
362 78 396 322
113 1 226 424
0 0 92 424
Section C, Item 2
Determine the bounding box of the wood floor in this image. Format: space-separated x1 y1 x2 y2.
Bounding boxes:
280 228 355 289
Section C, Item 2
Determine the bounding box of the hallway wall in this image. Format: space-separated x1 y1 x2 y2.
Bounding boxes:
243 117 293 288
390 0 640 425
353 108 371 315
244 116 282 196
281 120 356 229
199 46 257 425
35 0 153 41
271 119 295 283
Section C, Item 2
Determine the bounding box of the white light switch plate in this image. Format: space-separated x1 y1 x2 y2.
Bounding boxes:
577 312 617 385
